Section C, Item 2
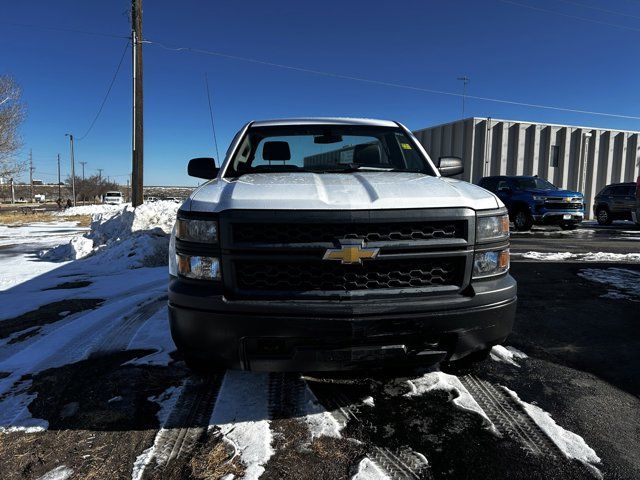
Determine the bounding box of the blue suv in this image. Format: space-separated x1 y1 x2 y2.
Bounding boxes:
477 176 584 231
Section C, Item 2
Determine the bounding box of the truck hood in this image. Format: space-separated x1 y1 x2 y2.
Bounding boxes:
187 172 501 212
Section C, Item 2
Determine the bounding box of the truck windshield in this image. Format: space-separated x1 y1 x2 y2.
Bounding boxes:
225 125 436 177
513 178 558 191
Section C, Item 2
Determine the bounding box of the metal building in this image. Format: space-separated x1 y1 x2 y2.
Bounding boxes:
414 117 640 218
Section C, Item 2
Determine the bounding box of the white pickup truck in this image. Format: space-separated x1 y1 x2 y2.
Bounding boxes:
103 191 123 205
168 118 517 372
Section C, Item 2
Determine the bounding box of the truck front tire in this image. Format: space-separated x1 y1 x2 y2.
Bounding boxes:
513 209 533 231
596 207 612 225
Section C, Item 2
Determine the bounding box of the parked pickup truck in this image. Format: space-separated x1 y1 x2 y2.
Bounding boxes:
168 118 517 372
477 175 584 231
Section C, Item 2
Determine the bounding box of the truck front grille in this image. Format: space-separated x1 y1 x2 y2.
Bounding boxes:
234 257 465 293
545 203 583 210
232 220 465 245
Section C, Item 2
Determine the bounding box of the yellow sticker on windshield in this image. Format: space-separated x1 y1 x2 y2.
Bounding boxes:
401 143 412 150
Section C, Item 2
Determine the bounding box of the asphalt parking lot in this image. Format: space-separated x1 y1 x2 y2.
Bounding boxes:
1 221 638 480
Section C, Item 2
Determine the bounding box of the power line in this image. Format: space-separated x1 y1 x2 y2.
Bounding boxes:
204 73 220 160
553 0 640 21
497 0 640 33
77 41 130 141
0 21 129 39
143 38 640 121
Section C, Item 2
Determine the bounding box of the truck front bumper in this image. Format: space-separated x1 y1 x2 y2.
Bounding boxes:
532 211 584 224
168 274 517 372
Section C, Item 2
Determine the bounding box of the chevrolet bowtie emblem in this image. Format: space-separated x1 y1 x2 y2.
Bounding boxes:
323 239 380 264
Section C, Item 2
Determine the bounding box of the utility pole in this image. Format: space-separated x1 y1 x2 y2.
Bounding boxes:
65 134 76 206
131 0 144 207
79 161 87 204
10 178 15 204
29 149 34 202
57 154 61 200
97 168 103 183
457 76 470 118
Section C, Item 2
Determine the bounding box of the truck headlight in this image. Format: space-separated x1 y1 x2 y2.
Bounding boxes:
176 218 218 243
177 254 221 280
476 214 509 242
473 249 509 279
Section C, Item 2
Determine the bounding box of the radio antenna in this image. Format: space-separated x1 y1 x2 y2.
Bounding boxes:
204 72 220 161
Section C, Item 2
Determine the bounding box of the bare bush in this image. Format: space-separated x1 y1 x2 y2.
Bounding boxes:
0 76 26 178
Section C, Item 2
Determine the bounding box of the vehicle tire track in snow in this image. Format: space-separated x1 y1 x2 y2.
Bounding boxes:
267 372 307 419
135 374 223 480
308 382 430 480
89 295 167 356
0 290 167 431
459 374 559 457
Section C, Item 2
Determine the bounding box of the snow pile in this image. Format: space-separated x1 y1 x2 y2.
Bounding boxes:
40 201 179 269
502 387 602 477
490 345 528 367
404 371 497 434
517 251 640 263
578 268 640 301
54 203 125 217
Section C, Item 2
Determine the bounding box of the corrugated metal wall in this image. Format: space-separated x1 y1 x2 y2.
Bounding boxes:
414 117 640 219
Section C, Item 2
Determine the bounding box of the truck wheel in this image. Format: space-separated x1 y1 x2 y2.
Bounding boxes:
596 208 612 225
560 224 577 231
513 209 533 231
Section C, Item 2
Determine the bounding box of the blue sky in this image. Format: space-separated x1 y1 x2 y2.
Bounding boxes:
3 0 640 186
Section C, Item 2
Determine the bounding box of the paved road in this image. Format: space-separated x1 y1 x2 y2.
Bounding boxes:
510 222 640 255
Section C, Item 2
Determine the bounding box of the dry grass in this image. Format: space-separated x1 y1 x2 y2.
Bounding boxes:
0 210 92 227
189 438 245 480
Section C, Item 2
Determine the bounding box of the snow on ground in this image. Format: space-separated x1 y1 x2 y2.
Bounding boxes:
125 308 177 366
577 268 640 301
351 458 390 480
516 251 640 262
300 385 342 440
0 222 88 291
131 384 185 480
0 222 87 247
490 345 528 367
209 371 274 480
502 387 602 477
0 201 179 433
36 466 74 480
404 371 498 434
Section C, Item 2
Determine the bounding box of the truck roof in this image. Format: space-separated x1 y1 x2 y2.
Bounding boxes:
250 117 399 128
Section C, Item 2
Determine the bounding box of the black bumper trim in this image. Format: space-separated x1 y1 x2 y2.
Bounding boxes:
168 294 517 372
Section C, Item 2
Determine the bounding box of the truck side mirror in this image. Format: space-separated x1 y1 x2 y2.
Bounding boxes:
438 156 464 177
188 157 219 179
